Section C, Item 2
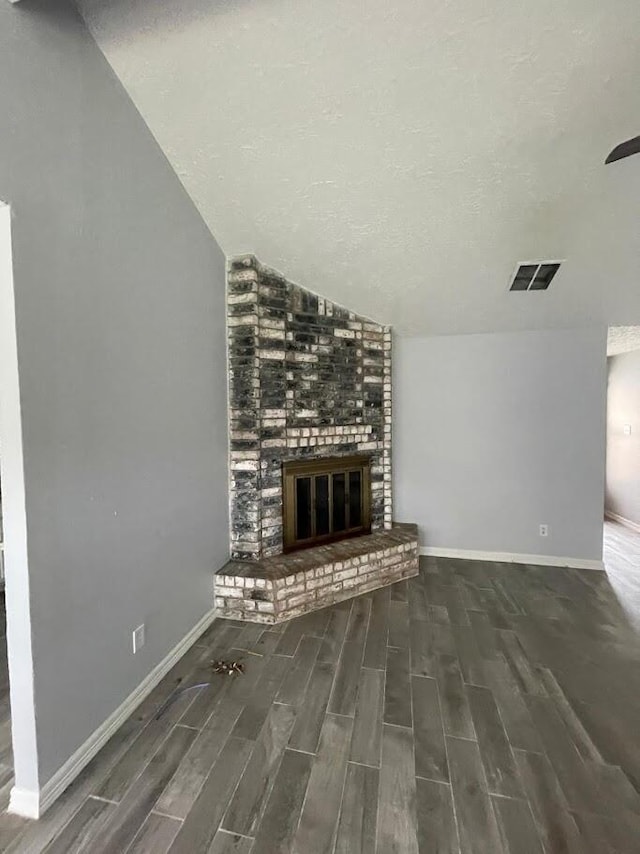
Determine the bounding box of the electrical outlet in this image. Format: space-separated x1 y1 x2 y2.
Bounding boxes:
539 524 549 538
132 624 145 654
624 424 632 435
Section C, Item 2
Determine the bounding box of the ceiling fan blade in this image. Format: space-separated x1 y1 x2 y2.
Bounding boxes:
605 136 640 164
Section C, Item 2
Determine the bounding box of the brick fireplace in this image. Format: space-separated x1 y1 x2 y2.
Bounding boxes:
216 255 418 623
282 454 372 552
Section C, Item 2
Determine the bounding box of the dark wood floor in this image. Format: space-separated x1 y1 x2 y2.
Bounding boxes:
1 523 640 852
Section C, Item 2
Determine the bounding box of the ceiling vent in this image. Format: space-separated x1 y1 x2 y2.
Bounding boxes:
509 262 561 292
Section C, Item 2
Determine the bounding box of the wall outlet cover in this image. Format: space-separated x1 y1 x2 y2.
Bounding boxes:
624 424 632 435
539 524 549 537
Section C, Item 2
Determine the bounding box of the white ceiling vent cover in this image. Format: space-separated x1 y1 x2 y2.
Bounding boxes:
509 262 562 292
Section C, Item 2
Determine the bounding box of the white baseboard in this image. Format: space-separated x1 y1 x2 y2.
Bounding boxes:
420 546 604 571
9 606 218 819
605 511 640 535
8 787 40 820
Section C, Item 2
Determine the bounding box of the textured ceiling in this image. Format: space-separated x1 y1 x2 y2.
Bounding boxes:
77 0 640 335
608 326 640 356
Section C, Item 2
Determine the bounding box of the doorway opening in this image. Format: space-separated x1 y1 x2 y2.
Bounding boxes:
603 326 640 593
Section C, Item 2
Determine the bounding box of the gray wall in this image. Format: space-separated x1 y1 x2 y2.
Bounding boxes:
0 0 229 794
394 328 607 561
606 350 640 525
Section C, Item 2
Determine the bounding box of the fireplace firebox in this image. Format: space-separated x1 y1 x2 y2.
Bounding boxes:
282 455 372 553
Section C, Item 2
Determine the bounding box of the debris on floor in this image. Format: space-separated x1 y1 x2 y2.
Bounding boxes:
212 659 245 675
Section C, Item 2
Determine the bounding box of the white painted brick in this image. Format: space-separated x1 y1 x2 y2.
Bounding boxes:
262 438 284 449
228 290 258 304
231 450 261 462
279 605 308 621
288 592 315 609
231 460 260 472
256 601 275 613
217 586 242 599
260 328 286 341
220 608 244 620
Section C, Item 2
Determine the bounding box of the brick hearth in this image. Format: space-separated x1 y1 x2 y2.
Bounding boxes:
215 523 419 624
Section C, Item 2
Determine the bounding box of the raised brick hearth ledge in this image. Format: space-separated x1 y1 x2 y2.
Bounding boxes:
215 523 419 624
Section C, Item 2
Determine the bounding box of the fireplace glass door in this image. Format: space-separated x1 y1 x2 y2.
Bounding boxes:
283 455 371 552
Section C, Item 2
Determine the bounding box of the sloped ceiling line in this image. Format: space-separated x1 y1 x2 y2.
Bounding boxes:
78 0 640 336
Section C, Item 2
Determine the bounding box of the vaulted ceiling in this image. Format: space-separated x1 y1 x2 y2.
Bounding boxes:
78 0 640 335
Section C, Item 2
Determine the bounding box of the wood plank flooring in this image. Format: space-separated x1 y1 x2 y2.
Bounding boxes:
0 521 640 851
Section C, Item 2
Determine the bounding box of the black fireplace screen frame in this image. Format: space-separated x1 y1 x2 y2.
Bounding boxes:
282 455 372 553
